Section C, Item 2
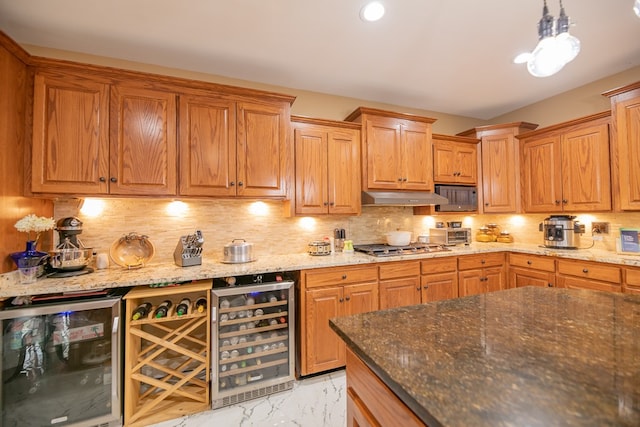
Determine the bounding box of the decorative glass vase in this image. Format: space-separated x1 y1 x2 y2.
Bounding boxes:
10 241 49 283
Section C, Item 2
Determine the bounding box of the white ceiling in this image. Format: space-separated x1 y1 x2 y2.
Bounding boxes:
1 0 639 120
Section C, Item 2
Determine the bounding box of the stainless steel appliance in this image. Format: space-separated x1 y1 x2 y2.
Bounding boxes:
211 273 295 409
429 228 472 246
434 185 477 212
353 243 451 257
48 217 94 278
540 215 585 249
0 291 123 427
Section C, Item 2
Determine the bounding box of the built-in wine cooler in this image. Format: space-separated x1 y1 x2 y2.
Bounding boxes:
211 273 296 409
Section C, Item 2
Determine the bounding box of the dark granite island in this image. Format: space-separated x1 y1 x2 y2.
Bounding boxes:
329 286 640 427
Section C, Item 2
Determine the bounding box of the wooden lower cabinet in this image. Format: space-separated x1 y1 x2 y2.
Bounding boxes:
346 348 425 427
508 253 556 288
556 259 622 292
379 261 421 310
299 265 378 376
458 253 506 297
625 267 640 294
421 257 458 302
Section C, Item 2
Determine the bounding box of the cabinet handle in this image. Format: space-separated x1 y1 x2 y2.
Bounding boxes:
342 274 347 280
582 268 589 274
403 178 408 182
485 202 489 206
555 200 560 205
547 283 553 287
345 296 351 301
99 176 106 182
417 286 421 291
527 260 533 265
329 202 334 206
323 202 329 206
481 259 486 264
562 199 568 204
238 181 244 187
398 177 403 182
423 285 428 290
339 298 344 303
230 181 235 187
110 177 117 183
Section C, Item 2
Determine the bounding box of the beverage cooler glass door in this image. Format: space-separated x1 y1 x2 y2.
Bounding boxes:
212 281 295 408
0 297 121 427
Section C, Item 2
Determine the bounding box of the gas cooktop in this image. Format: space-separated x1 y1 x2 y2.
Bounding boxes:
353 243 451 257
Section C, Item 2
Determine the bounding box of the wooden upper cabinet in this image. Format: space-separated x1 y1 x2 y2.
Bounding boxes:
603 81 640 211
32 71 110 194
459 122 538 213
432 134 479 185
236 101 289 198
178 95 236 197
345 107 436 191
292 117 361 215
519 112 611 213
110 84 177 196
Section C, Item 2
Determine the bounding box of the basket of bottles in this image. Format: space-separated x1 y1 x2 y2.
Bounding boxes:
123 280 212 427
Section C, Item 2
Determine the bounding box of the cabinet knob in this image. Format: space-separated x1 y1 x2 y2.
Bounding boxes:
403 178 408 182
342 274 347 280
329 202 334 206
417 287 421 291
481 259 486 264
339 298 344 303
485 202 489 206
423 285 428 290
323 202 329 206
99 177 106 182
398 177 403 182
230 181 235 187
527 260 533 265
238 181 244 187
547 283 553 287
110 177 117 183
555 200 560 205
582 268 589 274
562 199 568 204
345 296 351 301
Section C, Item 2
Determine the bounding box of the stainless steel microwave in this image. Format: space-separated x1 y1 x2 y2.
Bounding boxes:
434 185 477 212
429 227 472 245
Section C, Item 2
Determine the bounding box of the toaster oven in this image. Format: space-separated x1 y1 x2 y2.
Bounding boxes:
429 228 472 245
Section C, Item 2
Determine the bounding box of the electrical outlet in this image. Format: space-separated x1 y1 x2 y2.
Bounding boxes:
592 222 610 235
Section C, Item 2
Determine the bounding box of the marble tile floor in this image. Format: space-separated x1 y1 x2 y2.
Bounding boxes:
151 370 346 427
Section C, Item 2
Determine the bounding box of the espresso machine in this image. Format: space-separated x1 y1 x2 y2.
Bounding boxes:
539 215 586 249
47 217 94 277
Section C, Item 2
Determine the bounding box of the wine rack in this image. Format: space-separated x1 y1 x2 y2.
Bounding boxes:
212 279 295 408
123 280 211 427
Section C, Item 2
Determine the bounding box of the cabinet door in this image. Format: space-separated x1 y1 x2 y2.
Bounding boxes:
421 272 458 302
432 140 458 182
509 267 554 288
178 95 236 197
482 133 517 212
402 121 433 190
557 275 622 293
110 85 177 195
484 266 506 293
379 278 420 310
364 117 402 190
612 93 640 210
458 269 484 297
328 129 361 215
560 123 611 211
237 101 289 197
32 72 110 194
455 143 477 185
521 135 563 213
294 127 328 214
304 287 345 374
345 283 379 316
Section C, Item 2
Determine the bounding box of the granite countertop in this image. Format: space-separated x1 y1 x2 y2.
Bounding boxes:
1 243 640 298
330 287 640 427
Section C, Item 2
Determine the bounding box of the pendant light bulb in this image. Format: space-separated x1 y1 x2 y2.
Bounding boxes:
527 36 564 77
634 0 640 18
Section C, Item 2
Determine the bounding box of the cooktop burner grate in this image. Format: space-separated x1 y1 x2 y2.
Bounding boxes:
353 243 451 257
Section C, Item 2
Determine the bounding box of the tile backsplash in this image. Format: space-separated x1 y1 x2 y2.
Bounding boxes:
53 198 640 264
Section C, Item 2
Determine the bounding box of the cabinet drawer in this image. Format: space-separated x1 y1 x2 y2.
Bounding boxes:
421 257 457 274
379 261 420 280
625 267 640 287
303 265 378 288
557 275 622 293
557 260 622 284
509 253 556 272
458 252 505 270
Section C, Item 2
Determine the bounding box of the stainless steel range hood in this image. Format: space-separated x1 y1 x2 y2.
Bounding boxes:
361 191 449 206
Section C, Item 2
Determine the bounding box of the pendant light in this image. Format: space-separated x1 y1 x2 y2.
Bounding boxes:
634 0 640 18
517 0 581 78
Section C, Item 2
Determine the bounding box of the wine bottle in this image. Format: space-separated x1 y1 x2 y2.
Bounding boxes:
132 302 152 320
176 298 191 316
154 300 172 318
195 297 207 313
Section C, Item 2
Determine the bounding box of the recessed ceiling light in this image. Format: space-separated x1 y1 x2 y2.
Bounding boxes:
360 1 385 22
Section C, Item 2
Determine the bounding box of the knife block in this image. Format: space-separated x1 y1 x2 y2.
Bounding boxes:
173 235 202 267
